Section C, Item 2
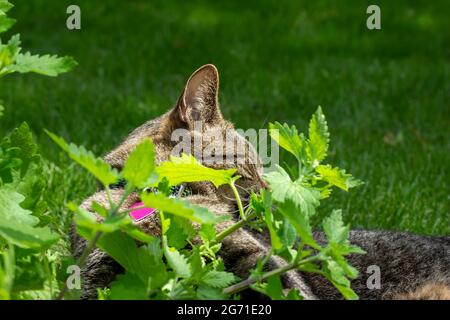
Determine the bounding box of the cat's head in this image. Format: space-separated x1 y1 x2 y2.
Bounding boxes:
105 64 266 202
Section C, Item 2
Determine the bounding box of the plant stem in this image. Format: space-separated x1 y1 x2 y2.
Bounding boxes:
229 180 246 221
223 255 319 296
214 211 257 244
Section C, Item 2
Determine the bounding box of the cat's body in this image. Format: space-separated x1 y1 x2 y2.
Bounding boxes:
73 64 450 300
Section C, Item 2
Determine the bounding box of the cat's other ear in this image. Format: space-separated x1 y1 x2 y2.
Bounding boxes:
175 64 222 128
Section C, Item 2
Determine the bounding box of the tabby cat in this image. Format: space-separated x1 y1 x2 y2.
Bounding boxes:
72 64 450 300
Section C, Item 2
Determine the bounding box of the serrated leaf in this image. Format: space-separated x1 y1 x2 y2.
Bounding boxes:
197 284 227 300
322 258 359 300
163 242 191 278
320 210 364 299
46 131 119 186
188 247 204 281
201 271 237 288
165 214 195 249
322 210 365 255
167 280 196 300
155 153 236 187
269 122 305 162
9 122 36 161
0 16 15 34
0 188 59 249
0 34 20 71
264 165 321 218
5 52 77 76
323 210 349 244
316 165 362 191
5 34 20 57
141 192 229 224
0 0 13 14
122 139 155 188
307 106 329 165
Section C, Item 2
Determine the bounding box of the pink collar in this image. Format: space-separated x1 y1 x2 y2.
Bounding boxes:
129 202 156 221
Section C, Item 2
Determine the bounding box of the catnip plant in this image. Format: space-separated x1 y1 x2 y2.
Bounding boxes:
48 106 364 300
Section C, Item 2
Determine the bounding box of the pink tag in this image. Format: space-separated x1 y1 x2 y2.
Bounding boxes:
129 201 156 221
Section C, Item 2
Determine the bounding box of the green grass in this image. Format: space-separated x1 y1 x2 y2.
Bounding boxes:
1 0 449 235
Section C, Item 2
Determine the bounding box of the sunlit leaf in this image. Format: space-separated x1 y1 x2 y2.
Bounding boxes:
155 153 236 187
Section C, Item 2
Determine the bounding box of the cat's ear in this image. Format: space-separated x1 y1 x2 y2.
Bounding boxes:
175 64 222 128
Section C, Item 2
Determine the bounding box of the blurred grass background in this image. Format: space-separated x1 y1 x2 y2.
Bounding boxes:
1 0 449 235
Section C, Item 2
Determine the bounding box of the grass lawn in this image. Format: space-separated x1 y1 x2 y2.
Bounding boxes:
1 0 449 235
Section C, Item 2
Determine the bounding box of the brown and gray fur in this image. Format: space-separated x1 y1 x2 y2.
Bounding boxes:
71 64 450 300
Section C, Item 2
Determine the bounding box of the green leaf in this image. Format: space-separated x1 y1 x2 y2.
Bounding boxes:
322 259 359 300
4 52 77 76
323 210 365 255
109 272 148 300
325 259 350 287
9 122 37 161
155 153 236 187
46 131 119 186
201 271 237 288
122 139 155 188
0 0 13 14
307 106 329 165
77 227 168 289
141 192 229 224
320 210 365 300
323 210 349 244
197 284 227 300
277 216 297 247
0 34 21 71
199 224 216 243
0 1 15 35
121 223 155 244
286 289 303 300
276 199 318 248
187 247 204 281
11 248 46 292
168 281 196 300
165 215 195 249
163 241 191 278
70 203 130 233
259 275 284 300
0 16 15 34
0 188 59 249
316 165 363 191
269 122 305 162
0 104 4 117
264 165 321 218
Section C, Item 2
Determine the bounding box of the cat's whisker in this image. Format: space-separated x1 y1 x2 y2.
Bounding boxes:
235 183 252 196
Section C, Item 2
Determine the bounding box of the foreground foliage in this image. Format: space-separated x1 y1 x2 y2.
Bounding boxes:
0 0 76 299
45 106 363 300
